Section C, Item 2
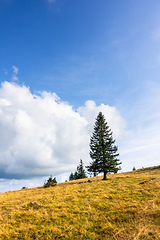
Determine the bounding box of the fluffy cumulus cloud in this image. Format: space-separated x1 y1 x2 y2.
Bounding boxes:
0 80 160 192
0 81 126 181
78 100 127 140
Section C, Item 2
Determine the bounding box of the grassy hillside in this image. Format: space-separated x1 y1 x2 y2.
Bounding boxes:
0 166 160 239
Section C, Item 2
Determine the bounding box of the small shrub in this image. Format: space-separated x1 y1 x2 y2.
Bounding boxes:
44 176 57 188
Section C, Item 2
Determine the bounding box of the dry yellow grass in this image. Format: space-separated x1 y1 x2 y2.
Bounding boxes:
0 166 160 239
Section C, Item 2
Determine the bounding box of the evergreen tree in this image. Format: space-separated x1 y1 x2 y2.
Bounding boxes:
69 172 74 181
87 112 121 180
73 171 78 180
77 159 87 179
86 161 98 177
69 159 87 180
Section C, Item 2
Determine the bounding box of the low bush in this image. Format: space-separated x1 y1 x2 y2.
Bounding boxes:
44 176 57 188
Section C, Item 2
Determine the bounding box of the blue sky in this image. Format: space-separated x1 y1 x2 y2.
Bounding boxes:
0 0 160 192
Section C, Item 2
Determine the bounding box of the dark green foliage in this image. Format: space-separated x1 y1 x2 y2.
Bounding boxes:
69 159 87 180
73 171 78 180
69 172 74 181
87 112 121 180
86 161 98 177
133 166 136 171
77 159 87 179
44 176 57 188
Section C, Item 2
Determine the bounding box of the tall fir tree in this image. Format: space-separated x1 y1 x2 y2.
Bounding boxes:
87 112 121 180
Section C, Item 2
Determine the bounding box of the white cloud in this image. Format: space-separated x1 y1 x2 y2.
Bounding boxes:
0 81 126 181
0 80 159 192
0 98 11 106
11 75 18 81
11 66 19 82
0 178 44 193
12 66 19 75
77 100 127 140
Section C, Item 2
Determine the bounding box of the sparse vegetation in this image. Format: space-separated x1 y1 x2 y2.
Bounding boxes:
0 166 160 239
43 175 57 188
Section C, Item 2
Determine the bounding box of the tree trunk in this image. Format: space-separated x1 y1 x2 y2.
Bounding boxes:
103 171 107 180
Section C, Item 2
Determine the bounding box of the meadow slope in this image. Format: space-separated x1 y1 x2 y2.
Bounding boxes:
0 166 160 239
